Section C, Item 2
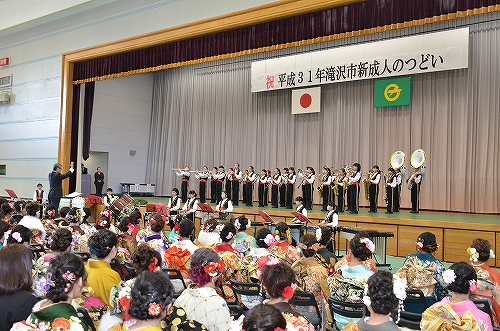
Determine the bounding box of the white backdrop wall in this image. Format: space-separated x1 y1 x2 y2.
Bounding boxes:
90 74 154 193
147 12 500 213
0 0 273 199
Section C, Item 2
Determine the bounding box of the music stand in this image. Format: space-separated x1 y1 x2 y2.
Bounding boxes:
87 194 103 205
5 189 18 200
291 212 310 224
258 210 275 224
198 203 215 214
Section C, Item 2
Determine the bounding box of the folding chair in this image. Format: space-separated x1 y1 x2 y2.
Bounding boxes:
403 289 429 314
229 279 262 310
228 304 245 319
328 297 365 329
77 307 97 331
290 291 322 329
397 310 422 330
473 299 495 326
163 268 188 298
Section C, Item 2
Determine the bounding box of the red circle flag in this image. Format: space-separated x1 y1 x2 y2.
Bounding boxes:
299 93 312 108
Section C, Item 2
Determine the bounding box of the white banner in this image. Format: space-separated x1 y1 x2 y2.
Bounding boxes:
251 28 469 92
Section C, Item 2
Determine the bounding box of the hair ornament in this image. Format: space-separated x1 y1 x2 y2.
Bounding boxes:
257 256 279 270
275 328 285 331
316 228 322 242
101 209 112 218
226 232 234 240
36 273 55 292
443 269 457 284
491 249 496 259
161 215 167 222
8 202 13 209
467 247 479 262
62 270 77 282
148 257 159 271
127 223 135 233
203 260 225 277
263 233 276 247
173 224 180 231
234 218 241 230
47 209 55 216
12 232 22 243
148 302 162 317
392 274 407 301
362 282 371 307
360 237 375 253
151 219 157 225
469 279 477 292
416 241 424 249
215 224 224 233
282 283 296 299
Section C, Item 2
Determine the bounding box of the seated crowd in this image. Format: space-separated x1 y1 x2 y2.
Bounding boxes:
0 195 499 331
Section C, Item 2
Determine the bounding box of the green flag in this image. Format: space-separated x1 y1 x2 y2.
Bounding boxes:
374 77 411 108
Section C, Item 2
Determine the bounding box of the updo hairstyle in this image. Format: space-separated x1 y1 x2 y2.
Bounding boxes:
256 228 272 249
220 222 237 243
233 216 249 231
178 219 195 238
6 224 32 245
242 304 287 331
446 262 477 294
131 243 162 273
275 222 291 243
50 228 73 252
349 231 373 261
318 226 333 246
261 262 296 299
149 213 165 233
298 234 317 258
45 252 86 303
416 232 439 254
188 248 221 287
471 238 492 262
88 229 118 259
128 270 174 320
366 270 399 315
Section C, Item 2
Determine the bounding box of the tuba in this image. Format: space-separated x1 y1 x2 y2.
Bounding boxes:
390 150 406 183
408 149 426 189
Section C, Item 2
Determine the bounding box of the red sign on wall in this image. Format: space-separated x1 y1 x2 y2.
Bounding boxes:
0 58 10 67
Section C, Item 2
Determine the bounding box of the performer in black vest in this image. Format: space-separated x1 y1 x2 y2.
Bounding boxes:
408 168 422 213
214 166 225 204
299 167 315 210
94 167 104 196
182 190 199 223
216 191 233 220
320 167 332 211
394 168 403 212
271 168 282 208
347 163 361 214
48 162 74 212
335 168 347 212
291 196 307 223
175 166 191 203
33 183 46 204
257 169 268 207
231 163 242 206
245 166 257 207
322 203 338 226
286 167 296 209
210 167 218 203
279 167 288 207
368 165 381 213
194 166 210 203
385 167 397 214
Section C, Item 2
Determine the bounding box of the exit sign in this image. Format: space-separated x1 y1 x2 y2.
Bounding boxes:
0 58 9 67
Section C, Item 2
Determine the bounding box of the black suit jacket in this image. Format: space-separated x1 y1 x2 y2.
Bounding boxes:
94 172 104 184
81 167 88 174
48 170 73 199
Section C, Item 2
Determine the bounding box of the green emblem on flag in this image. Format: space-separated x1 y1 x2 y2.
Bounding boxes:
374 77 411 108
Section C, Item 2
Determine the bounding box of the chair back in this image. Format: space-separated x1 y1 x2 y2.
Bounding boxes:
229 279 262 308
397 310 422 330
403 289 429 314
163 268 188 291
473 299 495 326
228 304 245 319
328 297 365 327
290 291 322 326
77 307 97 331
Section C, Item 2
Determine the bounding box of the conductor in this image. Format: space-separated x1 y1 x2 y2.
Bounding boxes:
48 161 74 212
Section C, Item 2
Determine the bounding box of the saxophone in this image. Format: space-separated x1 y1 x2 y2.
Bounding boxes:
363 171 372 200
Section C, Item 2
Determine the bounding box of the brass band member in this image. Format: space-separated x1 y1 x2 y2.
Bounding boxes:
279 167 288 207
167 188 181 217
231 163 242 206
286 167 296 209
214 165 225 203
242 169 248 205
216 191 233 220
265 170 272 206
258 169 268 207
385 167 397 214
323 202 338 226
408 167 422 213
320 167 333 211
194 166 210 203
210 167 218 203
336 168 347 212
182 190 199 222
175 166 190 203
300 167 315 210
245 166 257 207
347 163 361 214
394 168 403 212
225 168 233 200
271 168 282 208
291 196 307 223
368 165 381 213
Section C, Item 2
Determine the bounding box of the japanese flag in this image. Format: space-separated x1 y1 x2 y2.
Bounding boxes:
291 87 321 114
